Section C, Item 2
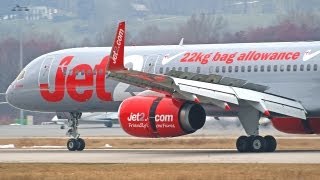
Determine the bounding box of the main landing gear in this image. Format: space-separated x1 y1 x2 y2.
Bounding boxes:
236 102 277 153
60 112 86 151
236 135 277 152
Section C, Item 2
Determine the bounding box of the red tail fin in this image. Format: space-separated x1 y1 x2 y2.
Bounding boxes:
108 21 126 71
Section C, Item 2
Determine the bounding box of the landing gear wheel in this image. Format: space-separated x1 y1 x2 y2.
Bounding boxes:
236 136 249 152
248 136 266 152
67 139 79 151
77 138 85 151
60 125 65 129
264 135 277 152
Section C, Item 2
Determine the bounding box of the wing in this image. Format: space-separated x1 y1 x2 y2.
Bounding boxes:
107 22 307 120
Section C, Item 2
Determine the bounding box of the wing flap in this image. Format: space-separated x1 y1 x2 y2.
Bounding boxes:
264 101 306 119
178 83 239 105
167 70 269 92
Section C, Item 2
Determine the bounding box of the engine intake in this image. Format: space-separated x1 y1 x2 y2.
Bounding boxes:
119 96 206 137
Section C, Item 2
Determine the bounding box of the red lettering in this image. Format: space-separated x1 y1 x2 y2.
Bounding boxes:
195 53 204 62
292 52 300 60
188 53 197 62
201 53 211 64
40 55 113 103
212 52 221 61
66 64 93 102
277 52 286 60
285 52 293 60
261 53 271 60
180 53 190 62
253 53 261 60
40 56 73 102
94 56 112 101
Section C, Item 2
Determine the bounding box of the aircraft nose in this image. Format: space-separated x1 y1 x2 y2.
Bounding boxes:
5 84 15 106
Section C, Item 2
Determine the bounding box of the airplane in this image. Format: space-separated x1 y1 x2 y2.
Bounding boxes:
52 112 118 129
5 21 320 152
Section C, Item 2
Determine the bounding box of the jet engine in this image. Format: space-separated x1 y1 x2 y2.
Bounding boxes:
118 96 206 137
271 117 320 134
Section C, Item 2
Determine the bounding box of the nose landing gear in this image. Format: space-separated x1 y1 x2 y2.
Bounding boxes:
57 112 86 151
67 138 86 151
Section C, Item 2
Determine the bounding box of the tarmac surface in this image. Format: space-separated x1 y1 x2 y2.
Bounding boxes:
0 149 320 163
0 123 319 164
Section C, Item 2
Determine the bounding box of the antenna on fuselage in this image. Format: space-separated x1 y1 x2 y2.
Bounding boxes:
179 38 184 46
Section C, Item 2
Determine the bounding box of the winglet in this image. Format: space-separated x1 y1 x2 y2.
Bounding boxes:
108 21 126 71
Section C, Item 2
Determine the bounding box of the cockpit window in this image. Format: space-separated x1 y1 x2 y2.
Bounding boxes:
16 70 25 81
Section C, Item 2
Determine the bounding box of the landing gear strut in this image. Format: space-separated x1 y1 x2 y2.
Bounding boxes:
236 101 277 153
64 112 86 151
236 135 277 152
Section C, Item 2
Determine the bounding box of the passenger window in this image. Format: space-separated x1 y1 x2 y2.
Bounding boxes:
196 67 201 73
260 65 265 72
300 65 304 71
307 64 311 71
287 65 291 71
247 66 252 72
235 66 239 72
209 66 214 73
222 66 226 73
314 64 318 71
280 65 284 72
172 67 176 71
273 65 277 72
184 67 188 72
178 67 182 71
215 66 220 73
293 65 297 71
228 66 232 73
159 67 163 74
166 67 170 73
241 66 245 72
254 65 258 72
267 65 271 72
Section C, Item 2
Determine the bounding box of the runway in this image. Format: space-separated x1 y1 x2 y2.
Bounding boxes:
1 149 320 163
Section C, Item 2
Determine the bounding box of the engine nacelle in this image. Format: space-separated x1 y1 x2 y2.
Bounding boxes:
119 96 206 137
271 117 320 134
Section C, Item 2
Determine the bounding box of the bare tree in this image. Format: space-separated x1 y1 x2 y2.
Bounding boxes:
178 13 227 44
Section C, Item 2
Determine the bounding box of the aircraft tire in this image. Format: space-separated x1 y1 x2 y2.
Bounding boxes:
67 139 78 151
236 136 249 152
264 135 277 152
248 135 266 152
77 138 86 151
